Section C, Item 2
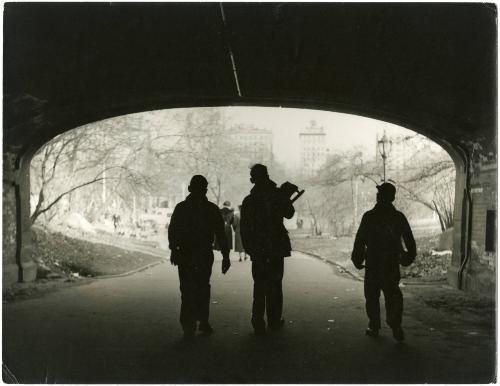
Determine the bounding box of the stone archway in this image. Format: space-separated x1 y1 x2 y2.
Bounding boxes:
3 3 496 293
4 101 471 291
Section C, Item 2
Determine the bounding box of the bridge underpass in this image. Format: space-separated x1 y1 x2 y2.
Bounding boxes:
3 3 496 295
2 3 497 382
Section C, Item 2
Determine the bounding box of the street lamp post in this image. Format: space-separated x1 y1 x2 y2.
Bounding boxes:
377 131 392 182
352 153 363 231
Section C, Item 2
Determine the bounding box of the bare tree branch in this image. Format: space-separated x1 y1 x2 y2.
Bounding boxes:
31 177 106 223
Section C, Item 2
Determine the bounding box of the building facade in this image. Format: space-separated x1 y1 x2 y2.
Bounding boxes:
228 124 274 165
299 120 327 177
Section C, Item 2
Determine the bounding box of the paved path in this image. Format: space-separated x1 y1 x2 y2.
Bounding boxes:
3 252 495 383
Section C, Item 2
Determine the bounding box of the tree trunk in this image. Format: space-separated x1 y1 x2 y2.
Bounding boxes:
432 200 446 232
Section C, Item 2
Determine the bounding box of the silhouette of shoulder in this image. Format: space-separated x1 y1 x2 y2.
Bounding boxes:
242 195 251 205
362 206 407 221
358 207 411 238
172 199 222 224
241 194 257 211
207 201 220 211
175 198 218 210
209 203 223 218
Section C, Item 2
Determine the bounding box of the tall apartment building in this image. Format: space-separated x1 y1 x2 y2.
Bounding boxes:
299 120 327 177
228 124 274 165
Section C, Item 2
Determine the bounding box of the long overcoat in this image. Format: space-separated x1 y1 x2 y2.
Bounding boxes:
232 212 244 253
214 207 234 251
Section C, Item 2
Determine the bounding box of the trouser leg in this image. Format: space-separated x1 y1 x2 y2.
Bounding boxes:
266 258 284 326
195 262 213 324
178 264 197 331
382 280 403 329
364 275 381 330
251 260 267 329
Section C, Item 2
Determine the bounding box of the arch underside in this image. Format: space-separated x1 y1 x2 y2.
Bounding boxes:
3 96 471 170
3 3 496 163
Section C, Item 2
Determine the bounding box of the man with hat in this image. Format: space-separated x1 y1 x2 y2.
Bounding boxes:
240 164 295 335
168 175 231 338
351 182 416 342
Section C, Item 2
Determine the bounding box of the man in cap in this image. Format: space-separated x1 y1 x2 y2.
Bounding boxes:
240 164 295 335
168 175 231 338
351 182 416 342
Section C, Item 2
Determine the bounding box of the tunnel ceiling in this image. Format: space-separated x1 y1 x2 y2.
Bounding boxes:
3 3 497 155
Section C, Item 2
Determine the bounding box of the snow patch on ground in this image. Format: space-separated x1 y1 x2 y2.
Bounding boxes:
65 213 96 234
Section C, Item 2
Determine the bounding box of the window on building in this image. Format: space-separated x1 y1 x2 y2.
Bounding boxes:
485 209 496 252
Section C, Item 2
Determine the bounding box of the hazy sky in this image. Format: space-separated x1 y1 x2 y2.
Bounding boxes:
126 106 431 169
220 106 418 167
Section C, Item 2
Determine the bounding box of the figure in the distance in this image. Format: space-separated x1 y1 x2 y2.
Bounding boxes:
232 205 247 261
214 201 234 255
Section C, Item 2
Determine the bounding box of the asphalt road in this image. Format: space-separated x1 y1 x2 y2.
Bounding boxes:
3 252 495 383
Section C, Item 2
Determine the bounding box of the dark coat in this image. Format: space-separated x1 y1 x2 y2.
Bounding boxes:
351 202 416 278
240 179 295 260
214 207 234 251
232 212 244 253
168 194 229 265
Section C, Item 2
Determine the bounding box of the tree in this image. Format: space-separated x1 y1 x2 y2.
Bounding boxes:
386 138 455 232
173 108 250 206
296 135 455 237
395 164 455 231
294 150 369 236
31 107 288 228
30 118 158 225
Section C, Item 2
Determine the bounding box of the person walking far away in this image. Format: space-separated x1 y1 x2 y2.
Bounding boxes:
168 175 231 338
112 214 120 232
233 205 247 262
240 164 295 335
351 182 416 342
214 201 234 255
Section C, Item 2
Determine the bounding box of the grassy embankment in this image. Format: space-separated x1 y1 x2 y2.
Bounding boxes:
4 227 166 302
31 226 165 277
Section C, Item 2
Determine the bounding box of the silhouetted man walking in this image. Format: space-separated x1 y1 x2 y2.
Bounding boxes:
240 164 295 335
168 175 231 338
351 182 416 342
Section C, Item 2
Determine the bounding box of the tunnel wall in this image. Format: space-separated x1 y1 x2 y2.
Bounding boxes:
3 149 37 286
464 162 497 295
448 163 467 289
3 152 20 286
447 153 497 297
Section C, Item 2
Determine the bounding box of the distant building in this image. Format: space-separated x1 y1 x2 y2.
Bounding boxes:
299 120 327 177
229 124 274 165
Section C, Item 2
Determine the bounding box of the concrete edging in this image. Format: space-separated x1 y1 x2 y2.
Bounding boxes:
293 249 446 286
93 259 168 280
293 249 364 282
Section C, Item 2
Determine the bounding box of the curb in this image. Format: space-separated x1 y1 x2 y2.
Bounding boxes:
400 280 448 286
93 259 168 280
293 250 444 286
293 249 364 282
